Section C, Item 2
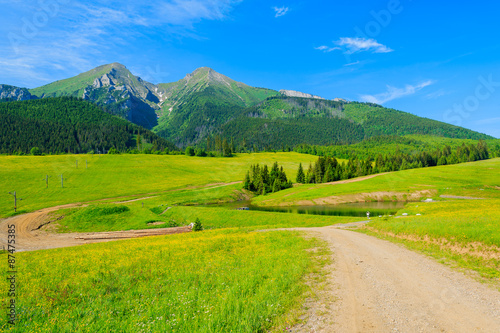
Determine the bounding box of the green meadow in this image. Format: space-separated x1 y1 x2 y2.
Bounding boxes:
1 153 499 331
0 153 319 217
0 229 329 332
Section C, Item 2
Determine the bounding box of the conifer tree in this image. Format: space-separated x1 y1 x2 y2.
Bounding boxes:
136 133 141 151
243 171 252 191
297 163 306 184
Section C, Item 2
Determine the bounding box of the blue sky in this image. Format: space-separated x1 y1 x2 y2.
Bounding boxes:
1 0 499 137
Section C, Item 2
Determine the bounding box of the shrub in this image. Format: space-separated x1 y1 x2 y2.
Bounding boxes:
30 147 41 156
195 148 207 157
185 146 195 156
192 218 203 231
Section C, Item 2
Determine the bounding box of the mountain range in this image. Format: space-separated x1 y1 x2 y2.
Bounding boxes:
0 63 495 151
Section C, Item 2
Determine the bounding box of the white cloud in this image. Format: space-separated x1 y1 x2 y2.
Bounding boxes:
344 60 360 67
273 6 289 18
475 117 500 125
336 37 393 54
316 37 393 54
0 0 243 86
159 0 242 26
315 45 340 53
424 89 450 100
361 80 435 104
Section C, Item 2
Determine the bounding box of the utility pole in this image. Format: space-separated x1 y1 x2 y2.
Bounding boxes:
60 174 67 188
8 191 22 212
44 175 51 188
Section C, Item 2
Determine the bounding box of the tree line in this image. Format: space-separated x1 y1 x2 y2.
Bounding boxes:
296 140 492 184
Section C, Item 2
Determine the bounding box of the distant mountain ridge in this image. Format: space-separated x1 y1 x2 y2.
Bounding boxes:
21 64 278 133
279 89 325 100
217 96 493 149
0 62 495 150
0 84 33 101
158 67 277 114
29 63 163 129
153 67 278 146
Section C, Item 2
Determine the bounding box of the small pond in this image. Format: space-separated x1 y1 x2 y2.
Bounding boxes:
215 201 406 217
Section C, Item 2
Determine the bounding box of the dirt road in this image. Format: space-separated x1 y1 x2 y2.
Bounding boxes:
293 226 500 332
0 181 244 252
0 205 190 252
2 196 499 331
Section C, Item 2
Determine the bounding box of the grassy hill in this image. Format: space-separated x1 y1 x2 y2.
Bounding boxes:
1 154 498 331
157 67 277 112
0 97 175 155
251 158 500 207
30 64 118 97
0 152 318 217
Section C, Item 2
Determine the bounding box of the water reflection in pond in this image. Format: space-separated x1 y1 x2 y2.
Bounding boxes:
220 201 406 217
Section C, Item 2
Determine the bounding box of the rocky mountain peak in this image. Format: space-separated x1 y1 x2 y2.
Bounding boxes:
183 67 244 87
109 62 126 69
279 89 325 100
185 67 213 80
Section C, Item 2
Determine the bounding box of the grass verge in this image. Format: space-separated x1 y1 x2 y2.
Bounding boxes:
360 199 500 286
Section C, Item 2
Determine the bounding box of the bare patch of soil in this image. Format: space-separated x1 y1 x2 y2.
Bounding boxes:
147 221 166 226
323 173 388 185
0 203 190 252
440 195 486 200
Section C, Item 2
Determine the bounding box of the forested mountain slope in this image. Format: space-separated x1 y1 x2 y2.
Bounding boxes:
0 97 176 154
214 96 493 150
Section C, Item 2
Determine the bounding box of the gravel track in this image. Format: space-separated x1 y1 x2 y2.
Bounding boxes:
292 227 500 332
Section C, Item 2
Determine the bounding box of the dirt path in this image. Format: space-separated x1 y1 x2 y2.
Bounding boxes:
440 195 485 200
292 226 500 332
323 173 388 185
0 204 190 252
114 196 158 203
0 181 244 252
